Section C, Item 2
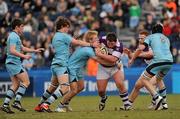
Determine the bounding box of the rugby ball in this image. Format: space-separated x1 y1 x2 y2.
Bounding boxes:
100 47 108 54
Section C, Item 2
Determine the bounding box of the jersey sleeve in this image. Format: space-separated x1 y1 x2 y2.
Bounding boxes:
99 36 106 44
9 35 19 46
112 42 123 59
144 35 151 46
64 34 73 44
87 48 96 58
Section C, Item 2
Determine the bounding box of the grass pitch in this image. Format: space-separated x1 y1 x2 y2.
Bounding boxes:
0 95 180 119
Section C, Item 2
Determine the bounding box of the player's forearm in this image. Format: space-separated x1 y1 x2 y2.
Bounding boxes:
139 52 153 59
96 53 118 63
93 57 116 66
10 49 27 59
22 46 36 53
131 49 142 61
72 39 91 47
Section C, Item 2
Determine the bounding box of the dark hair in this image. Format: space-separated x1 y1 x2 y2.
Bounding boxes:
11 19 24 30
152 24 163 34
56 16 71 31
106 32 117 42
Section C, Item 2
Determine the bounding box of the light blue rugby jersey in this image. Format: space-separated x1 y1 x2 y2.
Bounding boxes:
68 47 95 69
51 32 72 66
144 33 173 63
6 32 22 64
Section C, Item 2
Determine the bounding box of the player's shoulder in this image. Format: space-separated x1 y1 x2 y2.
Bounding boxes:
82 46 94 51
116 40 123 47
8 32 20 41
9 32 19 38
99 36 106 43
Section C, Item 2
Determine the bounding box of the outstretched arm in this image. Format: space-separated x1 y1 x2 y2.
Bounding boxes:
128 44 146 66
71 38 99 48
10 45 31 59
138 49 153 59
22 46 44 53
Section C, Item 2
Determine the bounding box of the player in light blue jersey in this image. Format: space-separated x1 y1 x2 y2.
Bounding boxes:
128 24 173 110
125 30 168 110
35 17 99 112
0 19 44 114
55 30 101 112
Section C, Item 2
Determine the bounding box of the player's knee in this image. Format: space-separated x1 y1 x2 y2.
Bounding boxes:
61 86 69 93
49 83 58 92
23 80 30 88
11 83 20 91
78 85 84 92
98 90 105 96
116 82 126 90
71 87 78 95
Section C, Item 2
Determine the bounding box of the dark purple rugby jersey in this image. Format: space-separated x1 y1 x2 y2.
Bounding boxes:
99 36 123 59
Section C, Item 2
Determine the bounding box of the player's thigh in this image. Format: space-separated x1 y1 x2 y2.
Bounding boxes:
15 70 30 87
52 66 69 87
155 64 172 80
96 65 110 80
57 74 69 93
112 70 124 84
6 63 25 77
57 74 69 85
77 79 84 91
50 75 59 86
69 81 78 93
134 78 144 89
149 76 157 86
10 76 20 91
156 79 165 89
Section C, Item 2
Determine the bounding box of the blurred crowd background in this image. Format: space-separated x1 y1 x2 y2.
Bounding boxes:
0 0 179 76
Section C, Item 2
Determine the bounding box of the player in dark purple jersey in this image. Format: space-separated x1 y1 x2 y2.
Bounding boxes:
95 32 131 111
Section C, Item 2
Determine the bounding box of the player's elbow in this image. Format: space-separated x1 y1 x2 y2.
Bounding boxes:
9 48 16 55
108 57 118 63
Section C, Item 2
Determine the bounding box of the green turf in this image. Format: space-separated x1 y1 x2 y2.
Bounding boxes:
0 95 180 119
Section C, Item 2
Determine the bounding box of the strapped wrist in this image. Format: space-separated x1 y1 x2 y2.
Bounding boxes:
90 42 93 47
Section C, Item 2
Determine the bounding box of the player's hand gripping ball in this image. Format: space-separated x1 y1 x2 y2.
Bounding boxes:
100 47 108 54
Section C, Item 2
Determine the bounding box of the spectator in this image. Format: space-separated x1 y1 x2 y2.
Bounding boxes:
150 0 159 8
102 0 114 14
142 0 155 16
144 14 156 32
121 0 131 27
129 0 141 29
0 0 8 20
86 58 98 76
163 18 172 36
164 0 177 15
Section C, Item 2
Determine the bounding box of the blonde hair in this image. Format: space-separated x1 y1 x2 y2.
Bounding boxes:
84 30 98 43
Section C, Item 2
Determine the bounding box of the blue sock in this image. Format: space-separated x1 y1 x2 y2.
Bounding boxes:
40 90 52 104
3 89 15 107
14 84 26 102
45 89 63 105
